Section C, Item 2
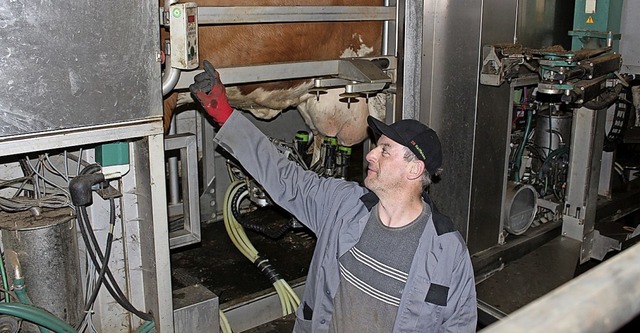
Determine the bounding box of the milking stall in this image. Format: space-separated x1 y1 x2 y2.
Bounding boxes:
1 0 640 332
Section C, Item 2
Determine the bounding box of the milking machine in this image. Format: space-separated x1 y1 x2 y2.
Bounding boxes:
480 36 636 260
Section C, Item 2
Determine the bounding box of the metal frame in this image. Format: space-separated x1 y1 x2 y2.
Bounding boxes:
165 133 202 249
195 6 395 24
170 1 402 233
562 106 612 263
164 3 408 331
0 119 161 157
174 57 397 90
0 118 174 332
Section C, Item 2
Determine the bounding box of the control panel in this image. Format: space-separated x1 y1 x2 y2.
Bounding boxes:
169 2 199 70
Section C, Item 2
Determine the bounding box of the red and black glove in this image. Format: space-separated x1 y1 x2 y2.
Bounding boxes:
189 60 233 126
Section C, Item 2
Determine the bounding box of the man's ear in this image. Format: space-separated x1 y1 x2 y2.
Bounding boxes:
407 160 425 181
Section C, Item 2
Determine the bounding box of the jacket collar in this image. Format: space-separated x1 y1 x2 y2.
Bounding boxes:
359 190 434 211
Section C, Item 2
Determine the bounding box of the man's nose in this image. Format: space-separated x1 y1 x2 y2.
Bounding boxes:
365 148 377 163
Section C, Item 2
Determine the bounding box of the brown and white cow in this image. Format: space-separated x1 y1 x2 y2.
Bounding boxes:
162 0 387 147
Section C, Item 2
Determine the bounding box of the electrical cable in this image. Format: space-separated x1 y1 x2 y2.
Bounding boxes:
83 198 116 314
76 205 153 322
0 156 72 211
77 148 84 176
25 156 70 195
0 288 18 302
73 164 152 321
548 108 553 157
43 154 70 183
77 255 99 333
514 110 533 181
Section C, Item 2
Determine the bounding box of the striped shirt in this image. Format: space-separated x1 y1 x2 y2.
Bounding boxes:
329 203 428 332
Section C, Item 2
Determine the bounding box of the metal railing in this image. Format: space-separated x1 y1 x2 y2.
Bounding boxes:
482 241 640 333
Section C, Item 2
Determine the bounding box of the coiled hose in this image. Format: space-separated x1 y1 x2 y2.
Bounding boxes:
222 181 300 318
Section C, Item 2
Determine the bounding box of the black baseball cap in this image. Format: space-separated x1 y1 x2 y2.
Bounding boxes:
367 116 443 175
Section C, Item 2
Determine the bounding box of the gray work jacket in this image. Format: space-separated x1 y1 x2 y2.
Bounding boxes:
215 112 477 333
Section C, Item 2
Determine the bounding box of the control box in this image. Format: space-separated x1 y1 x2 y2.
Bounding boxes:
169 2 199 70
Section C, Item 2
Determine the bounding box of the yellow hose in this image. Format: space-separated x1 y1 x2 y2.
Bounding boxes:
222 180 301 316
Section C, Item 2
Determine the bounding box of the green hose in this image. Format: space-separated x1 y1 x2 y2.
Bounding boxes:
12 278 32 304
12 278 49 333
135 320 156 333
0 303 76 333
514 110 533 182
0 253 10 302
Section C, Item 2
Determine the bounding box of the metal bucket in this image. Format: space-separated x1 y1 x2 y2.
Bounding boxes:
0 207 82 330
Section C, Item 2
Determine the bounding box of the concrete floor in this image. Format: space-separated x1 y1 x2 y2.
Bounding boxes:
170 207 315 332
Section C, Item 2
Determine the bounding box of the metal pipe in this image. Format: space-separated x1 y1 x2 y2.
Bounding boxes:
196 6 395 25
162 55 182 96
4 250 22 280
168 116 180 205
161 4 182 96
482 241 640 333
163 0 179 12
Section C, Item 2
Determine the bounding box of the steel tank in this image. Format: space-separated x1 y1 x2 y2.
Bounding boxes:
0 207 82 331
534 109 573 153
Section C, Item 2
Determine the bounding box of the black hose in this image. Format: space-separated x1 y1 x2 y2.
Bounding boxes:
76 206 153 322
230 184 291 239
83 198 116 314
79 164 102 176
73 158 155 323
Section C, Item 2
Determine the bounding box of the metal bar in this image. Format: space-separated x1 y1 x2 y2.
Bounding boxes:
176 61 339 89
174 57 397 90
223 281 305 332
0 118 163 157
135 133 174 332
481 242 640 333
168 117 180 205
196 6 395 24
382 0 396 56
477 299 507 326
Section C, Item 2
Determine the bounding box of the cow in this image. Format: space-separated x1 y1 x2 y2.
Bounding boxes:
161 0 387 148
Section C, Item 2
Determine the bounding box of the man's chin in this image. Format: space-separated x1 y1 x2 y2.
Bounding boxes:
364 177 375 190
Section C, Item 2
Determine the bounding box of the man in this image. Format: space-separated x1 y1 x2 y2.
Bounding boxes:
190 61 477 332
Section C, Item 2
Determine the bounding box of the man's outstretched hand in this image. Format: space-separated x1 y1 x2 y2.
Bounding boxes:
189 60 233 126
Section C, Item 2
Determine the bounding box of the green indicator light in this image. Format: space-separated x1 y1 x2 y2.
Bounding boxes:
172 8 182 18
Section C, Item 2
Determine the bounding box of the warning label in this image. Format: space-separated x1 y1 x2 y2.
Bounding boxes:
586 16 594 24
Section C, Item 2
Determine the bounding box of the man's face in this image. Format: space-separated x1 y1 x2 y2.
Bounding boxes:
364 135 411 194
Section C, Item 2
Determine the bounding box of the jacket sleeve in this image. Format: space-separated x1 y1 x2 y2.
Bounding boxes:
214 111 365 234
442 243 477 332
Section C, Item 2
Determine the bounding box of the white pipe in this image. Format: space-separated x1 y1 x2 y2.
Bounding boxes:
482 241 640 333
